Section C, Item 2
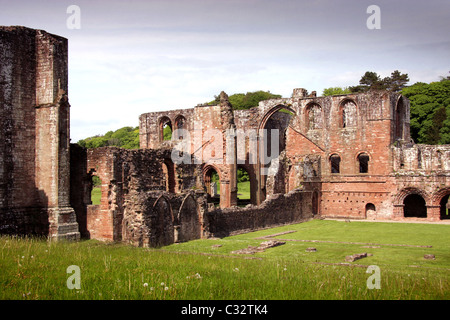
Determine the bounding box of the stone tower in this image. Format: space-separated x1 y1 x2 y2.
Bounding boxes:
0 26 79 239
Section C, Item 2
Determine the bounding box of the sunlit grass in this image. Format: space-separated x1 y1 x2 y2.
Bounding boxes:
91 187 101 205
0 220 448 300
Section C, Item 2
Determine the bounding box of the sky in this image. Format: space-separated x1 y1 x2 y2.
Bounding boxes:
1 0 449 142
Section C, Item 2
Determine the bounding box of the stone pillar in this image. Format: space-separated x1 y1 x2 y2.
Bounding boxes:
426 205 440 222
34 29 79 240
0 26 79 240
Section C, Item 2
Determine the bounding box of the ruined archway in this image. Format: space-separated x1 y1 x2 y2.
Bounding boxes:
258 105 296 202
177 194 201 242
305 103 323 130
174 115 187 140
440 194 450 220
431 188 450 220
203 165 220 206
365 203 376 219
237 165 256 206
159 116 172 141
404 194 427 218
340 99 358 128
147 195 174 247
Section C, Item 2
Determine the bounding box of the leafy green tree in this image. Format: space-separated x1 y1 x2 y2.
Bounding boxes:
209 91 282 110
237 167 249 183
401 79 450 144
322 87 351 96
77 126 140 149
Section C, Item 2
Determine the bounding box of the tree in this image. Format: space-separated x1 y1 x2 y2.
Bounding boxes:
322 87 351 96
401 79 450 144
209 90 282 110
383 70 409 92
349 70 409 93
77 126 140 149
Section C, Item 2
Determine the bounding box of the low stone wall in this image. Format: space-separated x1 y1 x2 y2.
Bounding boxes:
205 189 313 238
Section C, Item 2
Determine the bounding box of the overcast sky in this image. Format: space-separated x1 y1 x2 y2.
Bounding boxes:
1 0 449 142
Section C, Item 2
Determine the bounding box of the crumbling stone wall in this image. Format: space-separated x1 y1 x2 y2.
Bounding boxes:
205 189 313 238
70 145 207 246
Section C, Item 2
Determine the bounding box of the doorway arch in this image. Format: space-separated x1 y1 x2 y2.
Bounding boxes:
257 105 296 203
404 194 427 218
203 165 220 206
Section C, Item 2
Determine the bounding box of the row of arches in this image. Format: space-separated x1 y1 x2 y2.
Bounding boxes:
330 152 370 174
305 99 358 131
396 188 450 220
122 193 202 247
159 115 187 142
203 165 255 207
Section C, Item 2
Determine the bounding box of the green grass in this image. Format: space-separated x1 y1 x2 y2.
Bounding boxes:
237 181 250 200
91 187 101 205
0 220 448 300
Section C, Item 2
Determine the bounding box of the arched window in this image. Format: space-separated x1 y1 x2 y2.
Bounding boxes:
358 153 369 173
162 159 176 193
330 154 341 174
306 103 322 130
174 115 186 140
204 166 220 206
159 116 172 141
341 100 357 128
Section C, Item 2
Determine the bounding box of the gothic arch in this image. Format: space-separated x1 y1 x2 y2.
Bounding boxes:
339 99 358 128
257 105 296 203
177 194 201 242
258 104 296 131
159 116 172 141
395 187 430 218
173 115 187 140
431 187 450 205
329 153 342 174
202 164 221 206
305 102 323 130
432 187 450 220
356 151 371 174
394 187 430 206
148 194 174 247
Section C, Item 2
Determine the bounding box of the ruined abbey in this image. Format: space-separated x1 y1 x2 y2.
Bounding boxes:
1 27 449 247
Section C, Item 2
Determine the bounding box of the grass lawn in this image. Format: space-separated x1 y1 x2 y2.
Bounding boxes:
91 187 101 205
0 220 448 300
237 181 250 200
